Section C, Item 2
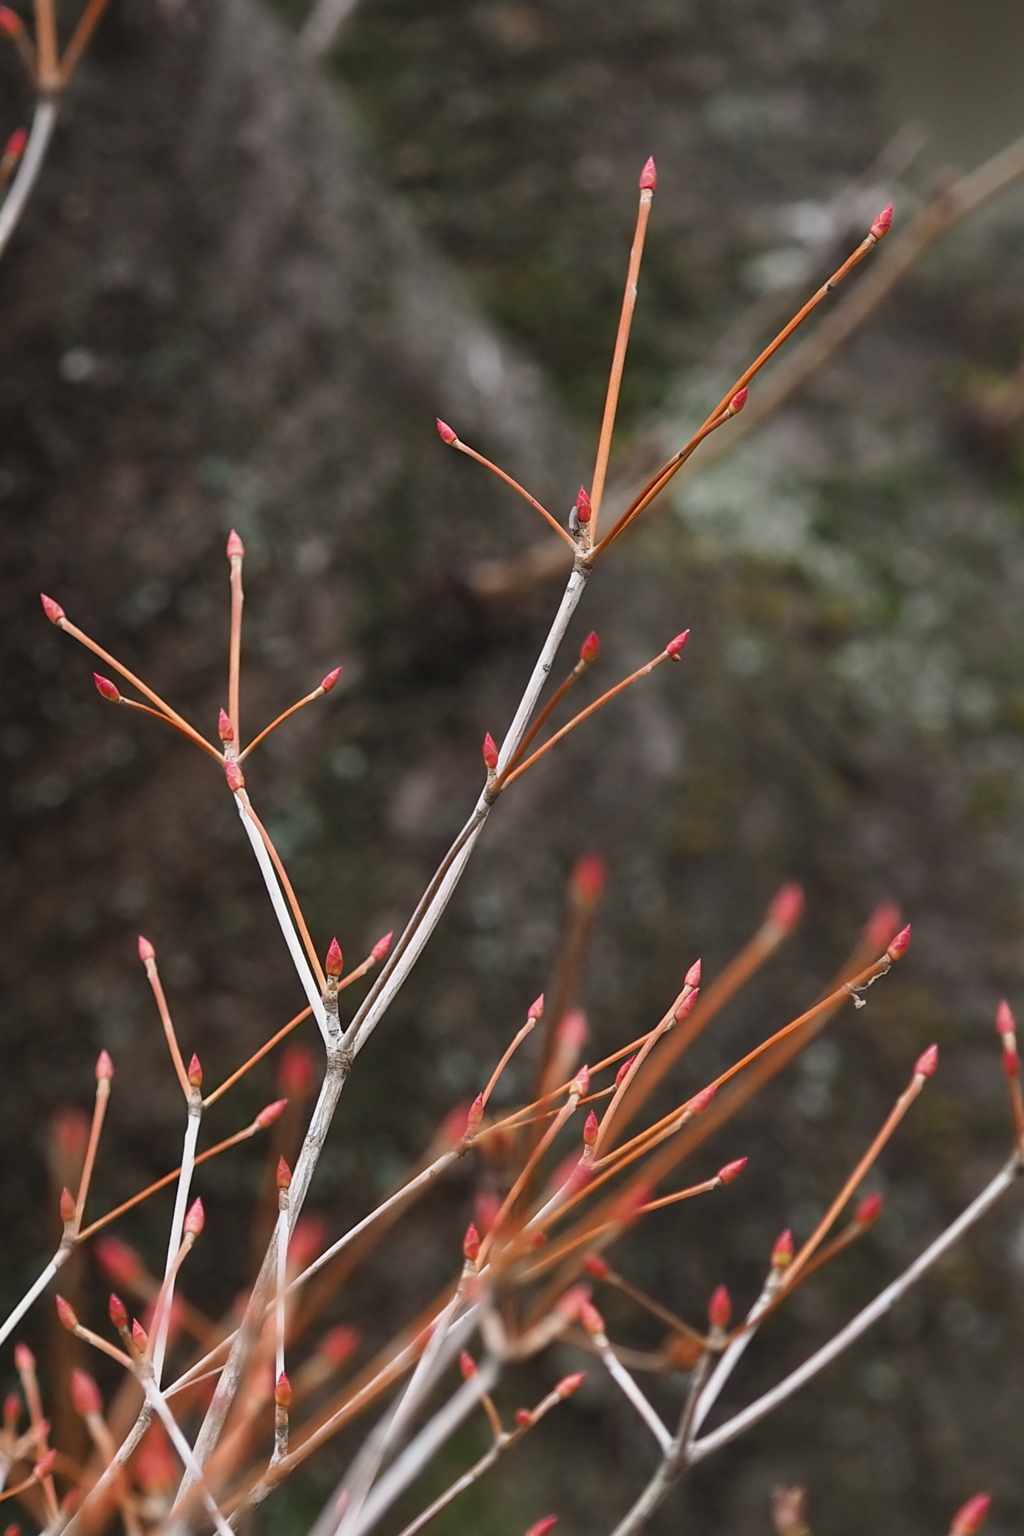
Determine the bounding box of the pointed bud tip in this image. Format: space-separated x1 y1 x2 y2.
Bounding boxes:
728 387 748 414
95 1049 114 1080
528 992 545 1020
767 882 804 930
463 1222 481 1262
325 937 344 978
582 1109 600 1148
614 1054 636 1086
482 732 499 770
217 708 234 743
684 957 702 988
55 1294 78 1331
108 1293 128 1329
639 155 657 190
255 1098 288 1128
276 1156 292 1191
665 628 690 657
771 1228 794 1268
886 923 911 962
708 1283 732 1330
717 1156 747 1185
582 1252 608 1279
40 593 65 625
579 630 600 664
856 1192 883 1227
579 1300 604 1336
59 1187 75 1223
187 1052 203 1087
184 1197 205 1236
996 999 1015 1037
370 930 393 961
137 935 155 962
224 760 245 792
914 1043 938 1078
870 202 893 240
950 1494 991 1536
131 1319 147 1348
458 1350 477 1380
688 1083 717 1115
575 487 592 524
436 418 458 446
569 1064 590 1099
274 1372 292 1408
555 1370 586 1398
93 673 120 702
226 530 244 559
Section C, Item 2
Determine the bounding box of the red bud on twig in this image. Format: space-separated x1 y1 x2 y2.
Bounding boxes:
59 1187 75 1224
184 1198 205 1237
665 629 690 658
137 935 155 962
615 1055 636 1086
514 1407 533 1427
583 1253 608 1279
3 126 27 164
556 1371 586 1398
771 1229 794 1269
40 594 65 625
767 882 804 930
570 856 606 908
579 1300 604 1336
726 387 748 415
0 10 23 36
436 418 458 446
131 1319 147 1350
275 1372 292 1409
575 487 592 525
93 673 120 702
482 733 499 771
639 155 657 191
95 1049 114 1081
466 1094 485 1133
528 993 545 1020
869 203 893 241
708 1284 731 1331
108 1294 128 1330
277 1157 292 1192
371 931 393 961
33 1450 57 1481
320 666 342 692
569 1064 590 1098
886 924 911 962
856 1192 883 1227
579 631 600 664
55 1295 78 1332
582 1110 599 1148
996 1000 1015 1037
70 1368 102 1418
674 988 699 1022
717 1157 747 1185
458 1350 477 1380
950 1495 991 1536
525 1520 558 1536
218 708 234 744
325 938 344 978
256 1099 288 1128
684 958 702 989
688 1084 717 1115
914 1043 938 1078
463 1223 481 1264
187 1053 203 1088
224 760 245 792
226 530 244 559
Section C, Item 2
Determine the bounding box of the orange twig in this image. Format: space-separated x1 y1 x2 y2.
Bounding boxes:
439 427 576 549
58 0 115 82
140 944 192 1100
227 533 244 743
240 797 326 990
203 1008 312 1108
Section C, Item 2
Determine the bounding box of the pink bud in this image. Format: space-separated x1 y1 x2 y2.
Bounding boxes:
771 1228 793 1269
255 1098 288 1128
684 958 702 989
553 1285 590 1323
131 1318 147 1350
95 1237 144 1288
727 387 748 414
717 1157 747 1185
514 1407 533 1426
371 930 393 961
525 1520 558 1536
556 1370 585 1398
217 708 234 743
570 855 606 906
226 530 244 560
325 938 344 978
93 673 120 702
639 155 657 191
55 1295 78 1331
767 882 804 930
436 418 458 446
463 1223 481 1263
1003 1046 1020 1079
458 1350 477 1380
583 1253 608 1279
615 1055 636 1087
224 760 245 792
528 993 545 1021
569 1064 590 1098
886 924 911 962
108 1293 128 1330
184 1198 205 1237
320 666 342 692
277 1157 292 1191
3 126 27 162
688 1083 717 1115
275 1372 292 1409
0 9 22 36
40 593 65 625
465 1094 485 1133
665 629 690 657
996 999 1015 1037
578 631 600 666
582 1110 599 1148
914 1043 938 1078
33 1450 57 1481
13 1344 33 1373
856 1192 883 1227
187 1053 203 1088
579 1300 604 1336
3 1393 19 1428
320 1324 359 1366
950 1494 991 1536
575 487 592 525
71 1368 102 1418
95 1049 114 1081
137 935 155 962
474 1187 501 1234
482 732 499 771
278 1044 313 1096
708 1284 731 1330
59 1187 75 1223
674 988 699 1022
558 1008 589 1048
869 202 893 241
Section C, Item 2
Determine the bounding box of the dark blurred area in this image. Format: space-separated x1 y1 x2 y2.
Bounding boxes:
3 0 1024 1532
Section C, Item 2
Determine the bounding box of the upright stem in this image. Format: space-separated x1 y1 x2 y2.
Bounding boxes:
152 1095 202 1386
228 549 243 742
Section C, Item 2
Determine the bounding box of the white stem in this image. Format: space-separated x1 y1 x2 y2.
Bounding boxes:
598 1339 673 1453
0 1250 64 1349
275 1202 289 1384
0 99 57 262
342 1359 501 1536
689 1156 1020 1463
144 1382 233 1536
234 794 331 1042
691 1280 775 1435
152 1105 202 1386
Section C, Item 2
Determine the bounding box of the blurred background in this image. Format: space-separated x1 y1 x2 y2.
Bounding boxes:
3 0 1024 1531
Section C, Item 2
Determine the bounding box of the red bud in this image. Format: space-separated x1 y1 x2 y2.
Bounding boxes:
555 1371 585 1398
131 1319 147 1350
320 666 342 692
688 1084 717 1116
108 1293 128 1331
869 202 893 241
582 1110 600 1148
55 1294 78 1332
674 988 699 1022
771 1228 794 1269
255 1098 288 1128
886 924 911 962
638 155 657 191
187 1053 203 1088
855 1192 883 1227
278 1043 313 1096
371 930 393 961
996 999 1015 1037
466 1094 485 1133
0 9 22 35
514 1407 533 1427
615 1055 636 1087
767 882 804 931
33 1450 57 1481
224 760 245 792
93 673 120 702
70 1368 102 1418
3 126 27 163
684 958 702 989
482 732 499 771
184 1198 205 1237
582 1253 608 1279
570 855 606 906
528 993 545 1020
95 1237 144 1288
40 593 65 625
708 1284 731 1331
575 487 592 525
579 631 600 664
727 387 748 414
325 937 344 978
665 629 690 657
569 1064 590 1098
275 1372 292 1409
226 530 244 560
320 1324 359 1366
277 1157 292 1191
3 1393 19 1428
525 1520 558 1536
914 1043 938 1078
463 1222 481 1263
217 708 234 743
1003 1046 1020 1079
950 1494 991 1536
458 1350 477 1380
579 1300 604 1336
557 1007 589 1047
59 1187 75 1223
717 1157 747 1185
95 1049 114 1081
137 935 155 962
436 418 458 446
13 1344 34 1373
